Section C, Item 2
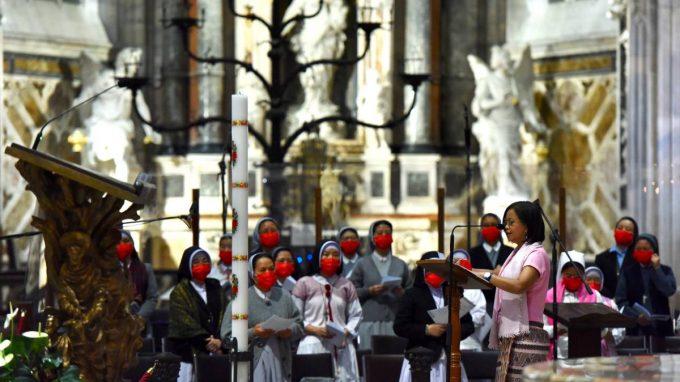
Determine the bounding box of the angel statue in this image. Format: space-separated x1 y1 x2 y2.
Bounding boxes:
467 45 546 200
75 48 161 182
283 0 349 139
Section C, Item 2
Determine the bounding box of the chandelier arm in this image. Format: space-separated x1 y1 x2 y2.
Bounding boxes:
280 32 372 97
281 85 420 156
279 0 324 32
177 32 274 97
226 0 274 35
247 124 270 153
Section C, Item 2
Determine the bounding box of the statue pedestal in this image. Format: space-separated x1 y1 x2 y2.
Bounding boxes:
361 147 396 214
396 153 440 214
483 194 528 220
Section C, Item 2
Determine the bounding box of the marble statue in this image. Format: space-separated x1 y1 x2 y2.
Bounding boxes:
76 48 160 182
358 68 391 148
467 45 546 202
283 0 349 139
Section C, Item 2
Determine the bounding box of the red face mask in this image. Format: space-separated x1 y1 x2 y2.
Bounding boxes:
340 239 361 256
457 259 472 270
480 226 502 244
256 270 277 291
191 264 211 282
633 249 653 265
320 257 341 277
275 262 295 278
561 276 582 292
373 234 393 250
116 242 133 262
614 229 634 247
424 272 445 289
588 281 601 291
259 231 280 248
219 250 233 266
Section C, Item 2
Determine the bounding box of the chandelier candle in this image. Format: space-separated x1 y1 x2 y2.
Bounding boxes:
231 93 249 381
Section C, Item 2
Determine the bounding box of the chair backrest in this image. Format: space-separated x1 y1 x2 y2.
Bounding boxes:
140 337 155 353
194 354 231 382
370 335 408 355
355 348 372 377
149 309 169 353
292 353 334 382
461 350 498 380
363 354 402 382
616 335 649 355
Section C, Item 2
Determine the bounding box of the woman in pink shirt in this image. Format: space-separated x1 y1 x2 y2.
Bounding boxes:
472 201 550 381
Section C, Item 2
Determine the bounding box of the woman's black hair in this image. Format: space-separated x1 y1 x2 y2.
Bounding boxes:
480 213 501 225
271 246 294 262
249 251 274 274
616 216 640 239
503 201 545 244
311 240 343 276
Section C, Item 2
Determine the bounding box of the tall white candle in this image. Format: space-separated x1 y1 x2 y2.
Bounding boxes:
230 93 249 381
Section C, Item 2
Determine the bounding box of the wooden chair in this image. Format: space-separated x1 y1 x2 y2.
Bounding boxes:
363 354 403 382
461 350 499 381
370 335 408 355
194 354 231 382
292 353 334 382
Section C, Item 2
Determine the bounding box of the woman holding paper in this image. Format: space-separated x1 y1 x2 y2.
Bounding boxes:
615 233 676 337
272 246 298 293
222 252 304 382
394 251 475 382
168 246 227 382
471 201 550 382
350 219 410 350
293 240 363 381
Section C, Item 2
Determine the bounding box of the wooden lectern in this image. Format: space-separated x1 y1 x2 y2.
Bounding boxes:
5 143 154 382
544 303 636 358
418 259 491 382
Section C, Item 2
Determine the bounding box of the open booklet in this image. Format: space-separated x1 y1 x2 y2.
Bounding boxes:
381 275 402 287
325 321 346 347
427 297 475 324
621 302 670 321
260 315 295 332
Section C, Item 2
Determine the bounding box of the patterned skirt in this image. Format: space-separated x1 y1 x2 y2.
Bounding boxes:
496 322 550 382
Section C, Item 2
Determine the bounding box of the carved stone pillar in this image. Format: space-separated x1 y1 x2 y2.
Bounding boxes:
402 0 433 151
626 0 680 277
190 0 225 152
405 346 437 382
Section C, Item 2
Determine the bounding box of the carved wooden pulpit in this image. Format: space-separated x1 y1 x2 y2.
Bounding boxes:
418 259 491 382
5 143 154 382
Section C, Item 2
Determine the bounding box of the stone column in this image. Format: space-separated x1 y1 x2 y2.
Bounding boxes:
626 0 680 275
190 0 225 152
402 0 432 151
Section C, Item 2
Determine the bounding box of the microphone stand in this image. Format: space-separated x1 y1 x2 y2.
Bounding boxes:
447 223 502 382
463 105 472 251
534 200 592 360
31 82 119 150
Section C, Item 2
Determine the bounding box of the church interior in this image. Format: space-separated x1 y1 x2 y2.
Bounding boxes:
1 0 680 381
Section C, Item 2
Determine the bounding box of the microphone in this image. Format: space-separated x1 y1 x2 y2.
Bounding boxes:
31 82 120 150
